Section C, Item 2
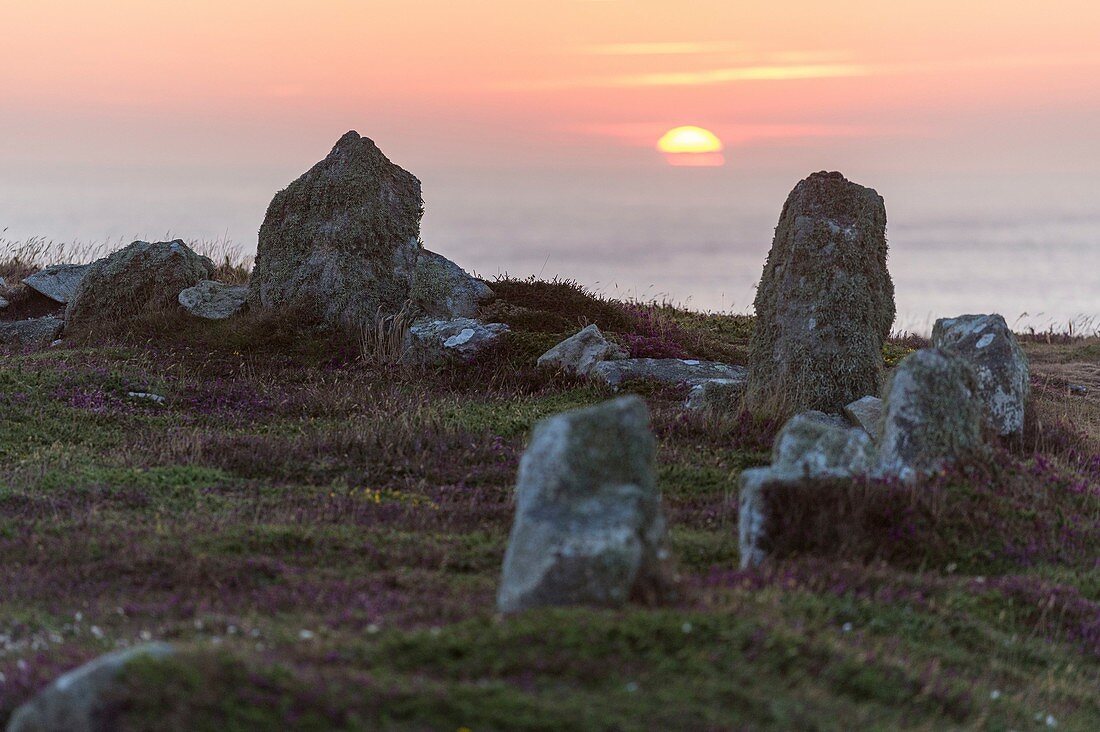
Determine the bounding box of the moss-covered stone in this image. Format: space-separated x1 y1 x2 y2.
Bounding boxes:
746 171 895 415
248 131 424 328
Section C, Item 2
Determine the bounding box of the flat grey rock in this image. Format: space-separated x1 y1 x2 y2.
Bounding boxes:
22 263 91 304
404 317 509 363
592 358 747 389
498 396 667 613
178 280 248 320
0 316 64 350
6 643 175 732
684 378 746 412
537 324 627 377
931 313 1029 437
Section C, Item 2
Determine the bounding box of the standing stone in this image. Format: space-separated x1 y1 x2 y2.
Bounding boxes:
22 263 91 304
248 131 423 328
178 280 248 320
536 324 627 376
498 396 668 613
931 313 1029 437
65 241 214 329
746 171 895 415
875 348 987 481
6 643 175 732
410 249 494 319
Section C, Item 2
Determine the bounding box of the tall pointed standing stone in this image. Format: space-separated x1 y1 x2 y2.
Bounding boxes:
248 131 424 328
745 171 895 415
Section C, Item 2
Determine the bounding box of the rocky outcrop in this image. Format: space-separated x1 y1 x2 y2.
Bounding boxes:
745 171 895 415
498 396 668 613
248 131 423 328
931 314 1029 437
843 395 884 439
0 316 64 349
592 358 746 390
403 317 509 364
875 348 987 481
65 241 214 330
22 263 91 304
684 378 746 412
536 324 627 376
6 643 175 732
410 249 494 319
178 280 248 320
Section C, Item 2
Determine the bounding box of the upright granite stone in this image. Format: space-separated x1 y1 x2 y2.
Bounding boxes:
746 171 895 414
931 313 1029 437
248 131 423 328
498 396 668 613
22 263 91 304
6 643 175 732
875 348 987 481
65 241 214 329
410 249 494 319
537 324 627 377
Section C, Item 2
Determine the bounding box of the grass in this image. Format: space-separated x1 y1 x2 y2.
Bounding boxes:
0 260 1098 729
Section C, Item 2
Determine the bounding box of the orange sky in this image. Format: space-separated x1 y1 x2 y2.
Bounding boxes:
3 0 1099 173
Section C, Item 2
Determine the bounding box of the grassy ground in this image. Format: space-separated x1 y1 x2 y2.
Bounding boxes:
0 266 1098 729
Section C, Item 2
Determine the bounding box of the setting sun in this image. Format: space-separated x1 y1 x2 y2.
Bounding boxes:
657 126 724 154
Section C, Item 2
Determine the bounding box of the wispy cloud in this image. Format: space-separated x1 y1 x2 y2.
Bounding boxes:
579 41 743 56
610 63 872 87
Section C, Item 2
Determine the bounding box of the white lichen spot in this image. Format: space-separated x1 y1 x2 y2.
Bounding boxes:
976 333 995 349
444 328 476 347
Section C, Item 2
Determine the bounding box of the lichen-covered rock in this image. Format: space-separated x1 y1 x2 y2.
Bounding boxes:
410 249 494 319
843 395 884 439
404 317 509 364
536 324 627 376
0 296 8 310
65 241 214 329
875 348 987 481
771 411 876 478
248 131 423 328
931 313 1029 437
592 358 746 390
6 643 175 732
684 378 746 412
498 396 668 613
746 171 895 414
0 316 64 350
178 280 248 320
22 263 91 304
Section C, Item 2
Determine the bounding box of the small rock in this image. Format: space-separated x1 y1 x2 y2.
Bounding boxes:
66 240 214 330
592 358 747 390
404 317 509 363
410 249 495 319
0 317 65 350
684 378 745 412
537 324 627 376
843 395 884 439
1068 383 1089 396
178 280 248 320
127 392 167 405
932 313 1029 437
6 643 175 732
0 296 9 310
498 396 668 613
771 411 876 478
22 263 91 304
875 348 987 481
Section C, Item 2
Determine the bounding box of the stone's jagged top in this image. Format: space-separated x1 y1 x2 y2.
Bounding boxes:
807 170 847 181
248 131 424 328
746 171 894 414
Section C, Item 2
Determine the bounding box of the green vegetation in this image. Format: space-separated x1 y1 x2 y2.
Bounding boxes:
0 274 1097 729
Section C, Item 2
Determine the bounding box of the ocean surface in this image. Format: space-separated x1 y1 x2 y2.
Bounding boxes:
2 165 1097 335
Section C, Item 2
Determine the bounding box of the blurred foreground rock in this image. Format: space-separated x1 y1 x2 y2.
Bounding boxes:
498 396 668 613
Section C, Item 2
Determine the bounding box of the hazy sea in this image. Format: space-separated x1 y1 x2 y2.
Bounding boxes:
2 165 1097 335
